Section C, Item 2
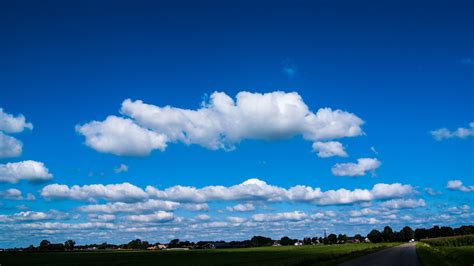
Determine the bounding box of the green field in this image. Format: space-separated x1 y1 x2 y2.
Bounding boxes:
0 243 399 266
417 235 474 266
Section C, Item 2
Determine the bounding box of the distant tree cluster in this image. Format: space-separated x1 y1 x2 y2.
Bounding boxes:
415 225 473 240
367 226 414 243
167 239 195 248
250 236 273 247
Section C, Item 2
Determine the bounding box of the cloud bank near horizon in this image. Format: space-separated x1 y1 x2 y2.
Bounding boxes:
40 178 414 206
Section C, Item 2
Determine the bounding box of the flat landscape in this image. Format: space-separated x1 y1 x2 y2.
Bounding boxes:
1 2 473 266
0 243 398 266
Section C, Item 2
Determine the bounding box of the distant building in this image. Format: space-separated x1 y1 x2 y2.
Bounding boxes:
147 244 168 250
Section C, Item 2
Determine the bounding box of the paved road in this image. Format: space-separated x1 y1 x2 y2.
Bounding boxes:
339 242 420 266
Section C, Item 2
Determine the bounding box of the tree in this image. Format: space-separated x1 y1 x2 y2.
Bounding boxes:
128 239 147 249
429 226 441 238
382 226 394 242
280 236 295 246
250 236 273 247
367 229 383 243
327 234 337 244
168 239 180 248
415 228 428 240
39 240 51 251
337 234 347 243
64 240 75 251
98 242 108 250
440 226 454 237
399 226 414 242
354 234 363 242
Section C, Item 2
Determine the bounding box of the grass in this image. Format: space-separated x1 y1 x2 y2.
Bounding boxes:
0 243 399 266
416 235 474 266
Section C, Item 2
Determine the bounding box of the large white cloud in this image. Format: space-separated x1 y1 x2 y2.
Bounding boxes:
331 158 381 176
41 182 148 202
75 116 167 156
0 160 52 183
145 178 288 203
0 108 33 134
447 180 474 192
0 132 22 159
76 91 364 156
431 122 474 141
147 178 413 205
312 141 348 158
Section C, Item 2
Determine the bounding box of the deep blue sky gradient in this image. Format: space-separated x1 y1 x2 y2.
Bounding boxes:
0 0 473 246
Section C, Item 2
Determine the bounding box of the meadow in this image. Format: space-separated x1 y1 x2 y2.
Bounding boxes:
0 243 399 266
417 235 474 266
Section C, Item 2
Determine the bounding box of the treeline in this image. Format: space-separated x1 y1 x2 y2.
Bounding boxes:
4 224 473 251
368 225 474 243
415 225 473 240
14 239 156 252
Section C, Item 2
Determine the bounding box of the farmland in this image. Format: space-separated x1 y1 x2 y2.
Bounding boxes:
0 243 399 266
417 235 474 266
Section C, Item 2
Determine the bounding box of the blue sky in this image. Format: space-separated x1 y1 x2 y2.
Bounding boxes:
0 0 473 247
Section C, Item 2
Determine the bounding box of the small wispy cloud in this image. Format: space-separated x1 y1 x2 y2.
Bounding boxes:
370 146 378 155
282 59 297 78
430 122 474 141
114 164 129 174
424 187 442 196
460 58 474 66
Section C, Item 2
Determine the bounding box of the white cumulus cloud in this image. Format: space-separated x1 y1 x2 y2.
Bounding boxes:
0 108 33 159
41 179 414 206
0 132 22 159
41 182 148 202
147 178 413 205
331 158 381 176
0 108 33 134
76 116 167 156
77 91 364 156
0 160 52 183
447 179 474 192
312 141 348 158
379 198 426 209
